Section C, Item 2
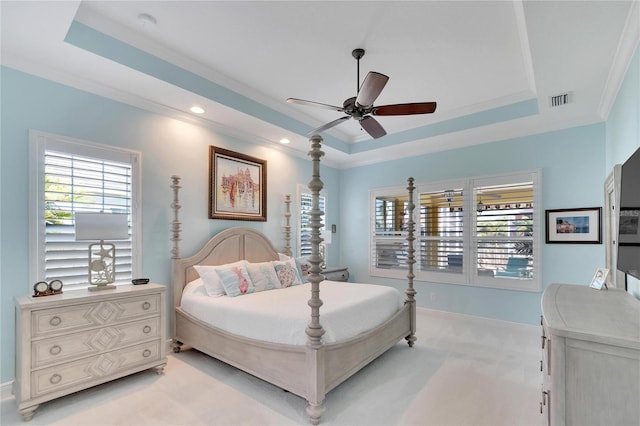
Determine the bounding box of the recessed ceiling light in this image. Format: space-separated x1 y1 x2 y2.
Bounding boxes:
279 138 290 144
190 106 205 114
137 13 157 29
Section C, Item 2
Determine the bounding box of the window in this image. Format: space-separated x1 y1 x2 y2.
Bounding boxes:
371 188 410 276
298 184 326 262
370 171 541 291
29 130 141 290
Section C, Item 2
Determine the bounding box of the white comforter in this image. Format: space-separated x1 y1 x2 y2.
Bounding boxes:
180 280 404 345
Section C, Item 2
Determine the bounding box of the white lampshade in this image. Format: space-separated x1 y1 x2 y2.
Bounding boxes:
75 213 129 241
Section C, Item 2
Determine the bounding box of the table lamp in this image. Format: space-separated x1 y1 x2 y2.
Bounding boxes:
75 212 129 291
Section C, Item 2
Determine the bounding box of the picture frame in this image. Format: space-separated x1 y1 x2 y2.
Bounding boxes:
545 207 602 244
209 146 267 221
618 208 640 246
590 267 609 290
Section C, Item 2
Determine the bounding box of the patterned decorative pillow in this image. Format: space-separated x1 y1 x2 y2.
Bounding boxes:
295 256 312 283
273 258 303 288
245 261 282 292
193 261 247 297
215 264 255 297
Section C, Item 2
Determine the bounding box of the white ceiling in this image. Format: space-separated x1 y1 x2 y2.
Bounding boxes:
1 1 638 168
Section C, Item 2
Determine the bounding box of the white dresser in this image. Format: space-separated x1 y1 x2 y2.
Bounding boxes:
14 284 167 421
540 284 640 426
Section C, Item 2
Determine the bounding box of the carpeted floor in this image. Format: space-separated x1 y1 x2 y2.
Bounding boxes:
1 308 544 426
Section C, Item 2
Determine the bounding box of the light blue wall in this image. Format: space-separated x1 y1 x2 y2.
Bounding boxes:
1 39 637 384
339 123 607 325
0 67 340 383
606 44 640 297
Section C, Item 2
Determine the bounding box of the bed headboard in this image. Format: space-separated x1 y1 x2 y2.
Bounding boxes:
171 226 279 308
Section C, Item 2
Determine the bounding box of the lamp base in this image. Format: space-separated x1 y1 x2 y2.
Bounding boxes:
88 284 117 291
88 241 117 286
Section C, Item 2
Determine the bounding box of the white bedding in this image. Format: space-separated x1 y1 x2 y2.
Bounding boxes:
180 279 404 345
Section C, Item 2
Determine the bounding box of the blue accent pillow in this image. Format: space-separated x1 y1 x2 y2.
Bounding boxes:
246 261 281 292
215 264 255 297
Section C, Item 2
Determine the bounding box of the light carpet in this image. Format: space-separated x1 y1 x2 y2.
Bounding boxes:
1 308 544 426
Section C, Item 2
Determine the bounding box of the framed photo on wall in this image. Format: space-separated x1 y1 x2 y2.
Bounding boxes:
545 207 602 244
209 146 267 221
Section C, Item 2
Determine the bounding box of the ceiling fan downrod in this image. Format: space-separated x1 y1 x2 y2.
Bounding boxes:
352 48 365 94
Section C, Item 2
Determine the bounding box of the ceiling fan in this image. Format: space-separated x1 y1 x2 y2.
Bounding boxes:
286 48 437 139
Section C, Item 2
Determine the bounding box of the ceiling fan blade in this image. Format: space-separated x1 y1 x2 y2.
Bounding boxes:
286 98 344 112
359 116 387 139
355 72 389 108
307 116 351 136
371 102 437 116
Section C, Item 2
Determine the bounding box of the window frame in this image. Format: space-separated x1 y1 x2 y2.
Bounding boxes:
369 170 541 292
28 130 142 291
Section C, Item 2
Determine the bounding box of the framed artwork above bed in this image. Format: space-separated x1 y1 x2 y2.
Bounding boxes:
209 146 267 221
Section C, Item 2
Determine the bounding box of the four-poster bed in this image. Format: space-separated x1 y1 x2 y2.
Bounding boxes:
169 135 416 424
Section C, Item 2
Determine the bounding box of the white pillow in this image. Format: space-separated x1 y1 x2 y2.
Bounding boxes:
278 252 292 261
246 261 282 292
194 260 246 297
273 258 303 288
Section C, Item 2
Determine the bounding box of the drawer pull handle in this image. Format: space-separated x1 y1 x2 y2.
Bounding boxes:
541 335 546 349
49 316 62 326
540 360 543 372
50 374 62 384
143 349 151 358
142 302 151 310
50 345 62 356
143 325 152 334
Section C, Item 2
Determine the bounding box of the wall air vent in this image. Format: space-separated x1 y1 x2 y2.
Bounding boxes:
550 93 570 107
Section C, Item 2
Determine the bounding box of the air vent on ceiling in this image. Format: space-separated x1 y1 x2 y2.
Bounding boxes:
550 93 570 107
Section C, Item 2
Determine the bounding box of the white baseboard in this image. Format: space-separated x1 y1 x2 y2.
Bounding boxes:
1 380 14 401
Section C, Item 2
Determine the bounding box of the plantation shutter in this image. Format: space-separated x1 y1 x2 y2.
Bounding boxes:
371 193 409 272
369 171 540 291
30 130 140 290
418 188 464 275
299 192 325 257
43 151 133 285
474 181 534 279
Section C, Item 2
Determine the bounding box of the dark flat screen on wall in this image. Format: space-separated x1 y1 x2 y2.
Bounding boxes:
617 146 640 280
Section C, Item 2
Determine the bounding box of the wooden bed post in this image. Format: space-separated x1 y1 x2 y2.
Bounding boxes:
405 177 417 347
284 193 292 256
170 175 182 260
170 175 183 351
305 134 326 425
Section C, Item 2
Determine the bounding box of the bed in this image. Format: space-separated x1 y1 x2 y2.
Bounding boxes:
169 135 416 424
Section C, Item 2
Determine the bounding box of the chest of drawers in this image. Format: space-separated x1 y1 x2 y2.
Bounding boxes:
540 284 640 426
14 284 167 421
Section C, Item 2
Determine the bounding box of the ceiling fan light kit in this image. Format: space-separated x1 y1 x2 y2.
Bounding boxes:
286 48 437 139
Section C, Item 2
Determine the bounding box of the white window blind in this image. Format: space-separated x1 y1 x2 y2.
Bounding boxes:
370 171 541 291
418 188 464 275
29 131 140 289
298 189 326 258
474 182 534 279
370 191 410 276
